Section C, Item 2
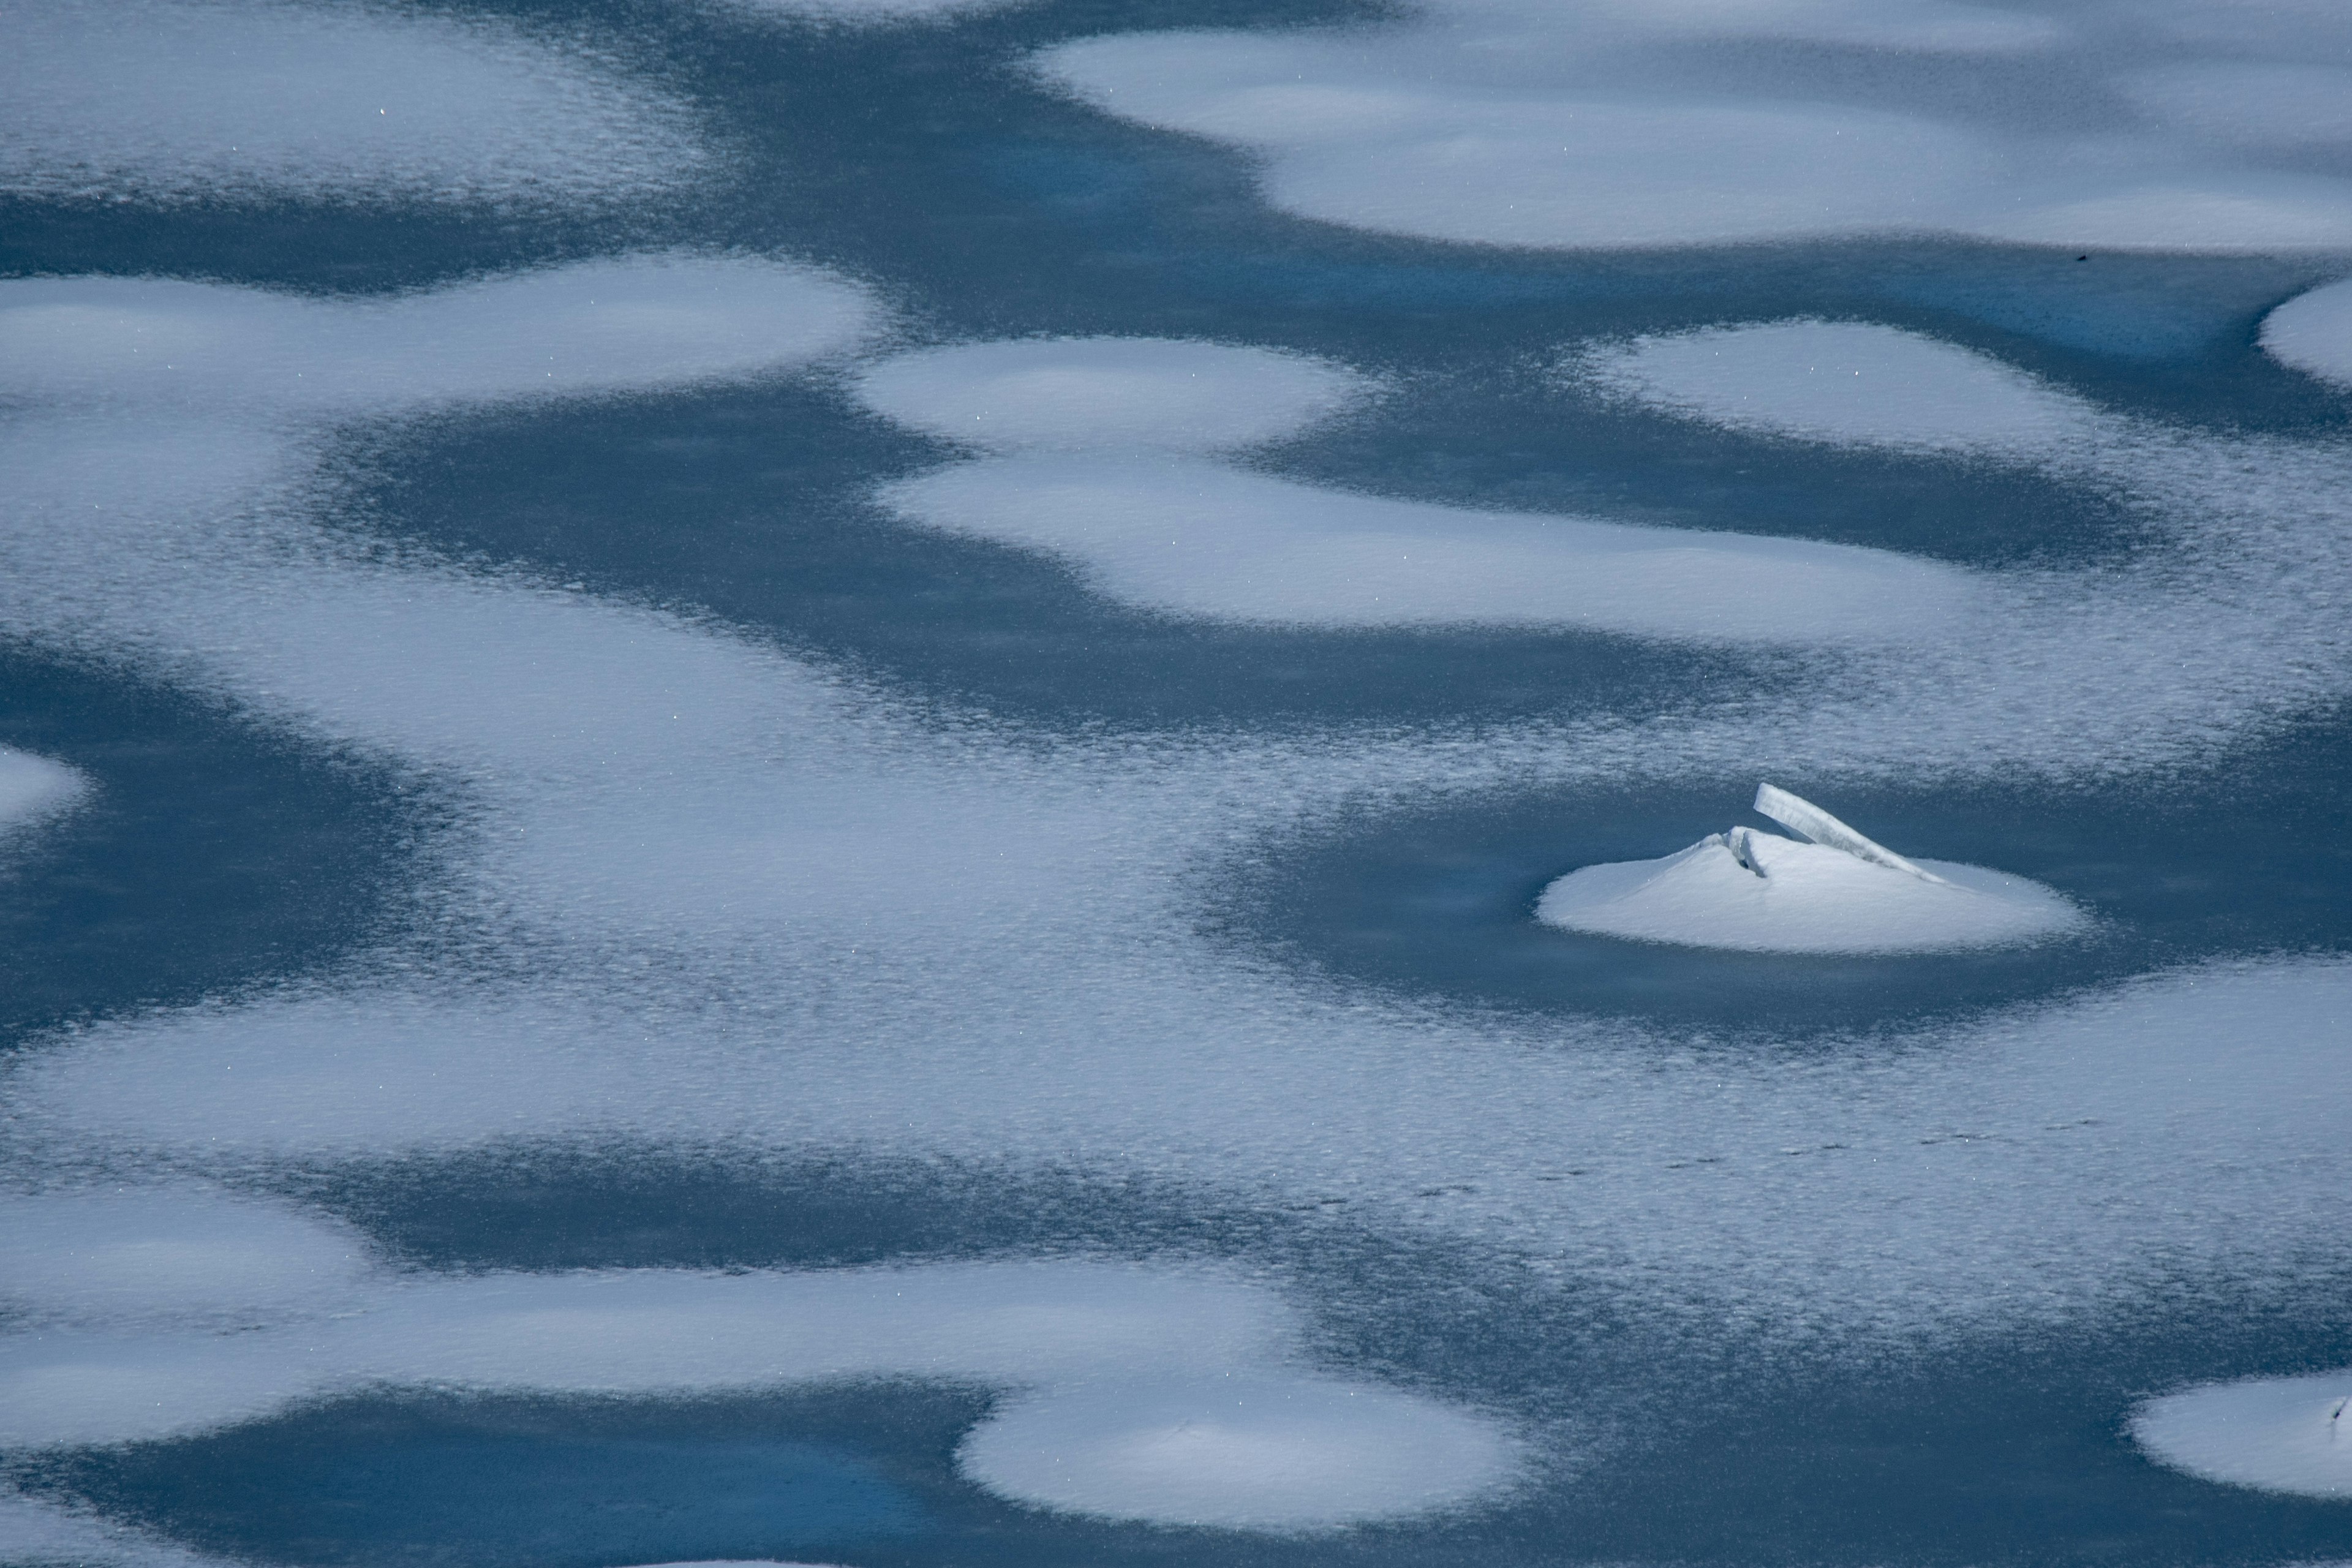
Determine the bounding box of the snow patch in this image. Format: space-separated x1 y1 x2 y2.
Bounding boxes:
959 1375 1522 1529
852 337 1368 454
0 258 880 421
0 1488 235 1568
0 747 88 842
0 0 712 209
2263 276 2352 391
1036 6 2352 252
876 453 1977 643
2133 1370 2352 1499
0 1188 369 1327
0 1261 1521 1529
722 0 1035 23
1572 320 2105 458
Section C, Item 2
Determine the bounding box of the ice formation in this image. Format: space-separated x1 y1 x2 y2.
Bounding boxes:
2263 276 2352 391
1537 784 2084 954
0 260 879 421
851 336 1369 454
728 0 1030 20
7 243 2352 1548
3 258 2350 1346
876 454 1974 641
2132 1370 2352 1499
855 335 1977 644
1035 5 2352 251
1572 320 2105 460
0 0 710 208
959 1375 1522 1529
0 1246 1521 1528
0 1188 368 1326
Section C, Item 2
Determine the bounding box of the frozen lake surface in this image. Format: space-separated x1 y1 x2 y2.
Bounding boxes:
2 0 2351 1564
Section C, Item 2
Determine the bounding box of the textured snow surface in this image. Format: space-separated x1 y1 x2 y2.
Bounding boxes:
0 261 880 420
854 336 1370 454
5 253 2352 1544
0 0 713 208
1573 321 2105 458
2 281 2351 1353
878 453 1976 641
1537 833 2084 954
1038 4 2352 251
0 1492 232 1568
960 1376 1524 1528
724 0 1036 20
0 1189 369 1326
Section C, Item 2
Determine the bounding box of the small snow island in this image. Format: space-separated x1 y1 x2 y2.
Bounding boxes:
1536 783 2085 955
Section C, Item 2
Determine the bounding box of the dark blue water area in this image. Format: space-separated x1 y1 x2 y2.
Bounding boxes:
1217 710 2352 1038
0 645 432 1045
16 1389 935 1568
1550 1293 2352 1568
1262 366 2162 571
335 388 1788 731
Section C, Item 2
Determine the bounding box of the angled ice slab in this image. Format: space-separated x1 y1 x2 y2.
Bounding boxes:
1537 785 2082 954
1752 782 1945 884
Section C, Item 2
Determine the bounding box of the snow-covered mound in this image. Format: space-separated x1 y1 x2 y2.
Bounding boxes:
1536 785 2084 955
2133 1370 2352 1499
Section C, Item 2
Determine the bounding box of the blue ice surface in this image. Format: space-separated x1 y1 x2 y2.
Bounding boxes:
19 1161 2348 1568
6 0 2352 1562
26 1393 927 1567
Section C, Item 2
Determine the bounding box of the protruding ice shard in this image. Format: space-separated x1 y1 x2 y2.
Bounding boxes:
1723 826 1766 876
1753 783 1948 885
